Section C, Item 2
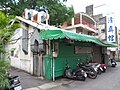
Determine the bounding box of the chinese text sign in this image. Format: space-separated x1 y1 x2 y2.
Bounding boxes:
106 13 116 42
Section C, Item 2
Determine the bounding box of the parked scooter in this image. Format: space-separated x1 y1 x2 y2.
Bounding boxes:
100 64 106 72
64 63 87 81
88 63 103 75
111 59 117 67
78 62 97 79
7 72 22 90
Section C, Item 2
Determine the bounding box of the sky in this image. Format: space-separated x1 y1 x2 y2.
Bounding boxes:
65 0 120 29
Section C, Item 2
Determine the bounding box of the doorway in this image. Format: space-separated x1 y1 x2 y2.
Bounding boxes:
33 40 40 76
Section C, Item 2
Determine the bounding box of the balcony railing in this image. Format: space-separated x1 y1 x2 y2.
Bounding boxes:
74 20 96 30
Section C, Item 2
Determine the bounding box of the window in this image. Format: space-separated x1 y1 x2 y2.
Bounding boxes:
75 46 92 54
53 42 59 57
22 29 28 54
54 42 59 53
11 51 14 56
11 48 16 56
101 29 105 33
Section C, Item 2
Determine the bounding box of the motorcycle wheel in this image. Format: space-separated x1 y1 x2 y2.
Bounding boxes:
88 68 97 79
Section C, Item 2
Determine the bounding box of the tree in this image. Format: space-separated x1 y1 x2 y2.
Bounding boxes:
0 11 20 59
0 11 20 89
0 0 74 26
0 0 29 16
36 0 74 26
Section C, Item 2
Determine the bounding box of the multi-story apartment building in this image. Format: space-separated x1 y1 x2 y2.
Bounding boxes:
62 12 97 35
93 14 119 59
61 12 110 64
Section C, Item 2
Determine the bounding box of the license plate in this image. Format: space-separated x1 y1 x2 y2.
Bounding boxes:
14 85 22 90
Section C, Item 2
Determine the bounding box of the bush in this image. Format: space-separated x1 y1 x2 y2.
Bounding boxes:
0 60 10 90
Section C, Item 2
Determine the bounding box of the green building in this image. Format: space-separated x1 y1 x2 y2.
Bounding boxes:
40 29 117 80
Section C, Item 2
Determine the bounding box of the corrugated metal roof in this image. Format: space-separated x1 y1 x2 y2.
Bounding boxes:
40 29 117 47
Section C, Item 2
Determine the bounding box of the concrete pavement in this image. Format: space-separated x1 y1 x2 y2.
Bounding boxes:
49 62 120 90
10 62 120 90
25 79 73 90
9 67 73 90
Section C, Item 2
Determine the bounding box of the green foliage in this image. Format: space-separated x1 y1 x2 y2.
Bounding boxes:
0 60 10 89
35 0 74 25
0 11 19 89
0 0 74 26
0 11 20 55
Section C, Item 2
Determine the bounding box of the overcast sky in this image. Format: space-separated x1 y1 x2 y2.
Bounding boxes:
65 0 120 29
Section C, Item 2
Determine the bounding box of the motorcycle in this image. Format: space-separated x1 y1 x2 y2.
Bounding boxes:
78 62 97 79
100 64 106 72
111 59 117 67
64 63 87 81
88 63 103 75
7 72 22 90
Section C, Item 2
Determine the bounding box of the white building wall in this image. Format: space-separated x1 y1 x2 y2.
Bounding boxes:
6 26 35 74
6 28 22 69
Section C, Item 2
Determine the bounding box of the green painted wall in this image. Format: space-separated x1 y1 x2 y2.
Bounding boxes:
44 55 52 80
44 40 92 80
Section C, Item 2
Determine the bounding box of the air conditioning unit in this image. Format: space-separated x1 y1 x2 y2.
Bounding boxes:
24 8 38 20
24 8 30 19
33 14 38 23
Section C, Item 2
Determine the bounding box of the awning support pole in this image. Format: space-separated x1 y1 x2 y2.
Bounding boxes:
53 55 55 81
52 41 55 81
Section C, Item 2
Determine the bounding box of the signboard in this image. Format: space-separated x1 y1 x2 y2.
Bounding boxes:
106 13 116 42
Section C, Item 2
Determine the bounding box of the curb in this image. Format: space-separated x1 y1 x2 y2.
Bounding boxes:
24 79 73 90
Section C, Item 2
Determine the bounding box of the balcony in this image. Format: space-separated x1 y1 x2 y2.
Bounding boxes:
74 20 96 30
62 12 97 33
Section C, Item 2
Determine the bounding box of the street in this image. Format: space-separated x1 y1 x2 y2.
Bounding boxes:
9 67 50 89
10 62 120 90
50 62 120 90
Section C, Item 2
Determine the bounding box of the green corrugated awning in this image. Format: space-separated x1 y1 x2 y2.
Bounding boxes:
40 29 117 47
102 41 118 47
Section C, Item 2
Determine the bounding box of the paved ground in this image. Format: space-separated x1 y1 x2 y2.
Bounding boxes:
50 62 120 90
9 67 50 89
10 62 120 90
9 67 73 90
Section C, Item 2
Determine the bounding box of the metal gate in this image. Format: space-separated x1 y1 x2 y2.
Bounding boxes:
32 40 44 76
33 40 40 76
92 46 102 63
33 53 40 76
